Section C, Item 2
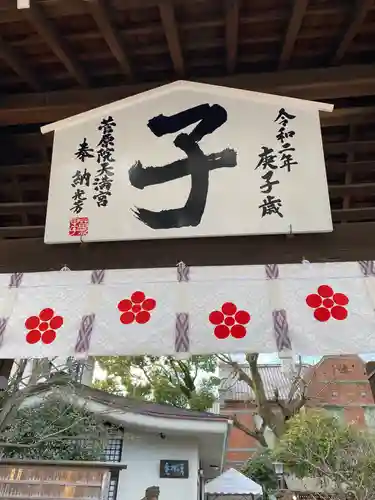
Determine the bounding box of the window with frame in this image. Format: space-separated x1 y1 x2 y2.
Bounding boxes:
102 431 124 500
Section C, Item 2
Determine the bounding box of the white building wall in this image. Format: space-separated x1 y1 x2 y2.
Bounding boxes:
117 433 200 500
209 402 221 414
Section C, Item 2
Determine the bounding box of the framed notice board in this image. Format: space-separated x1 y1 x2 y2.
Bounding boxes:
159 460 189 479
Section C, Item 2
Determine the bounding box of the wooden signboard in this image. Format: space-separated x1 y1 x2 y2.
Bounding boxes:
0 460 126 500
159 459 189 479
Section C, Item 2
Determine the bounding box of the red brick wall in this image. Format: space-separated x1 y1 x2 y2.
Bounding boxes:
222 355 374 469
221 401 260 467
306 355 373 407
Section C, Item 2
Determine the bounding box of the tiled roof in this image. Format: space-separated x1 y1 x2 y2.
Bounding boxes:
220 364 311 401
37 378 229 421
81 384 229 420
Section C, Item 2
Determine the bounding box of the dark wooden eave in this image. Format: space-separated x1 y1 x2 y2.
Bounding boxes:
0 221 374 273
2 64 375 125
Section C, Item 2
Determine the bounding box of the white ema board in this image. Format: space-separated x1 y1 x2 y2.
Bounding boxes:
42 81 334 244
1 261 375 359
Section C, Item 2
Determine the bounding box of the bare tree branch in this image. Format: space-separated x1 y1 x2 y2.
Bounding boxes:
222 355 256 390
232 413 267 447
11 359 28 389
218 352 312 446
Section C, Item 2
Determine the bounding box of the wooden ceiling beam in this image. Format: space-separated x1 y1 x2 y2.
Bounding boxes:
0 201 46 214
22 0 89 87
341 124 356 221
0 1 357 25
278 0 309 70
0 225 45 239
332 207 375 222
86 0 133 79
331 0 373 64
329 182 375 197
1 159 373 182
1 221 375 272
159 1 185 77
11 177 29 227
0 163 49 176
225 0 240 74
1 65 375 126
324 140 375 154
0 159 373 183
327 160 375 174
0 0 205 21
0 179 47 194
0 35 41 91
320 106 375 127
4 209 375 232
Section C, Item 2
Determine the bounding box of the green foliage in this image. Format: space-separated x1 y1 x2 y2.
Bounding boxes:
274 410 355 477
94 355 220 411
242 449 278 494
94 377 125 397
0 396 108 461
273 409 375 496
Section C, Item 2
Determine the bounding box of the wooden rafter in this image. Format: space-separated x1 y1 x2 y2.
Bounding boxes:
1 0 191 22
320 106 375 127
0 2 360 26
22 0 89 87
225 0 240 74
0 162 48 176
1 221 375 272
327 161 375 175
159 1 184 77
0 179 46 194
332 208 375 222
86 0 133 79
0 226 45 239
331 0 373 64
278 0 309 69
2 159 371 178
324 140 375 154
0 159 371 179
0 201 46 215
11 177 28 227
0 64 374 126
0 35 41 91
329 183 375 197
0 0 14 9
341 125 356 222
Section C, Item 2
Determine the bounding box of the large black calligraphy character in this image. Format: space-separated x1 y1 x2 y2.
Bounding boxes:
128 104 237 229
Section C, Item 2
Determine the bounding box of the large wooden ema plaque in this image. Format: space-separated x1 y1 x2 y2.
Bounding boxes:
0 459 126 500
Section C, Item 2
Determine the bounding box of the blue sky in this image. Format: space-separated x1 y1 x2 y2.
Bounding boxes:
258 353 319 364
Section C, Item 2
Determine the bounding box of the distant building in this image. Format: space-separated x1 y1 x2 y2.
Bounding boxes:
217 355 375 469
